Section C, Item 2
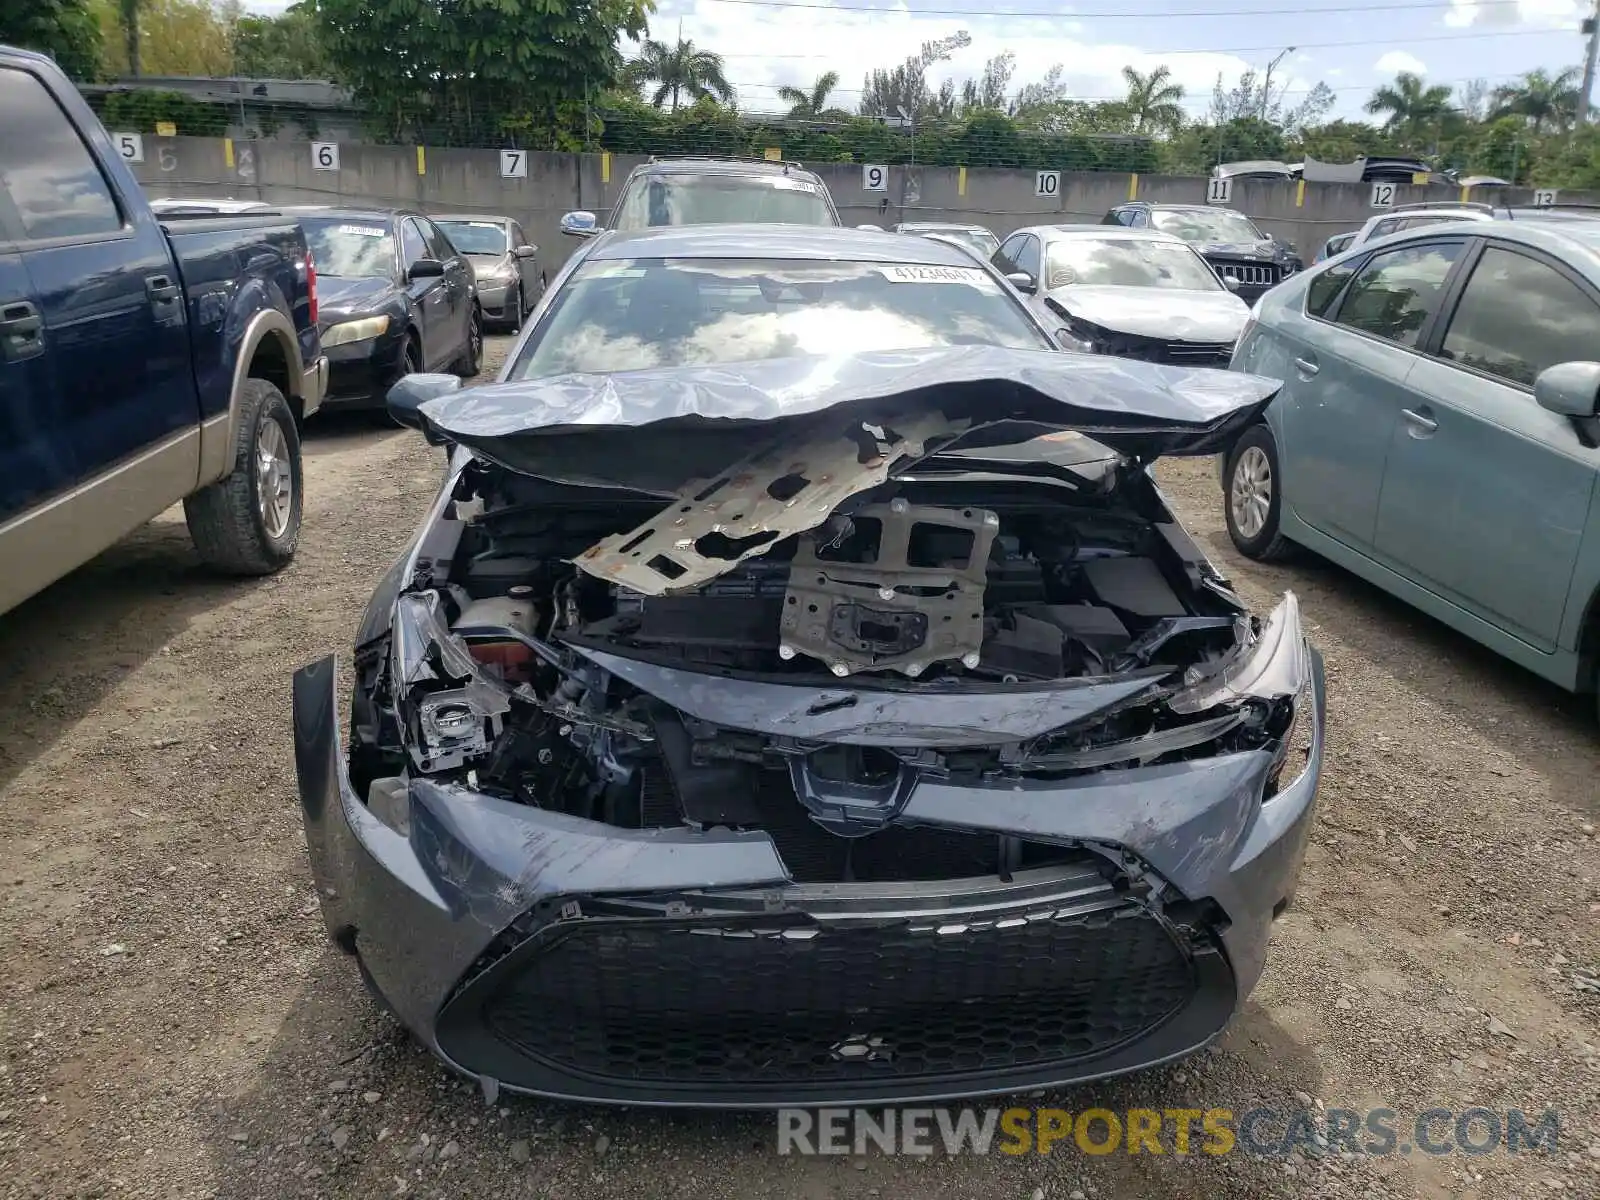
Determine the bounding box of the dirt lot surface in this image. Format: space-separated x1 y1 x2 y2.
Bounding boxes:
3 335 1599 1199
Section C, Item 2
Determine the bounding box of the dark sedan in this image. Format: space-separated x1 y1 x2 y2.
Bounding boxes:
285 207 483 409
434 213 546 332
293 226 1322 1107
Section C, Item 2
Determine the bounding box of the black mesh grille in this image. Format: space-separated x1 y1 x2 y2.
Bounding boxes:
474 903 1195 1085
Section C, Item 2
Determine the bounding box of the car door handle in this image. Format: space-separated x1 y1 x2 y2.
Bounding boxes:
145 274 180 303
1293 356 1319 377
1401 407 1438 435
0 300 45 362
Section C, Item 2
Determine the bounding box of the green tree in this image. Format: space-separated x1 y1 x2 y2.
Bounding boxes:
316 0 651 145
623 37 733 112
0 0 103 80
1121 64 1185 134
232 2 329 79
1490 66 1581 134
776 71 844 119
117 0 142 75
859 32 971 120
1364 71 1455 141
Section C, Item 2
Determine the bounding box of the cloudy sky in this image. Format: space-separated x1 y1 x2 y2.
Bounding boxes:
242 0 1589 120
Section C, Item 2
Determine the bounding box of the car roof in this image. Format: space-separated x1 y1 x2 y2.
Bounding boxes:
277 206 413 221
630 157 822 180
899 222 991 232
1363 208 1491 227
1118 202 1229 212
1359 217 1600 272
1014 223 1192 244
432 213 513 225
586 224 983 265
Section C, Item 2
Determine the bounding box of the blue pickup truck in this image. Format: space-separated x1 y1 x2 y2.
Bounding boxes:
0 46 327 614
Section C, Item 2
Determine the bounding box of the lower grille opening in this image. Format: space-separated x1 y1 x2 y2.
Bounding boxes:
459 901 1199 1088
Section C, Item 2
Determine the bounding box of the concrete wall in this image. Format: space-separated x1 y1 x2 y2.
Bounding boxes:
129 136 1598 272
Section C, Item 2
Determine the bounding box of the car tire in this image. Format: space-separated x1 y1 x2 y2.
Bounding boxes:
1224 424 1293 562
453 305 482 378
184 378 302 575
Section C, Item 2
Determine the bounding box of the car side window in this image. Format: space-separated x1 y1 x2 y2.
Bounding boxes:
1014 235 1042 280
510 223 525 248
419 218 454 261
1129 210 1149 229
0 67 122 242
400 218 428 267
994 234 1026 274
1331 242 1461 349
1369 217 1401 239
1307 258 1360 316
1439 245 1600 387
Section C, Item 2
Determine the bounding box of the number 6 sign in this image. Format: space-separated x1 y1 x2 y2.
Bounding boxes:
862 163 887 192
312 142 340 171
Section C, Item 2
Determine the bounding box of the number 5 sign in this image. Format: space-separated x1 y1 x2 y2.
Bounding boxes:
862 163 888 191
500 149 528 179
312 142 340 171
1205 176 1232 205
1035 170 1060 197
113 132 144 163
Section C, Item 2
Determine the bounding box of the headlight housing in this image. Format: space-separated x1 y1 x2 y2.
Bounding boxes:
322 314 391 347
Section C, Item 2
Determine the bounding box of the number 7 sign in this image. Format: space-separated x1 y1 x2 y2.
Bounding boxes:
500 150 527 179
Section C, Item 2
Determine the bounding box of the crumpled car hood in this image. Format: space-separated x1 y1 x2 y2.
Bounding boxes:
415 345 1279 495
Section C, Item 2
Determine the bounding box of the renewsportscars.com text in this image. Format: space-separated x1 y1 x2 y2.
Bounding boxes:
777 1106 1561 1158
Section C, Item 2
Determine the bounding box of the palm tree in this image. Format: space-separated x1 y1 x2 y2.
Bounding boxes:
1121 65 1185 134
1365 71 1455 140
623 38 734 112
118 0 143 76
776 71 842 120
1490 67 1581 134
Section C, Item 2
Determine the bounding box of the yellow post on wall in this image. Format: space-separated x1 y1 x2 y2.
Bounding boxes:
958 165 967 197
1127 173 1139 201
416 146 426 175
1295 179 1305 207
602 151 612 184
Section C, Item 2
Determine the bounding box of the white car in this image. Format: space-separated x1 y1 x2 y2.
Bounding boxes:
1346 202 1494 251
991 225 1253 365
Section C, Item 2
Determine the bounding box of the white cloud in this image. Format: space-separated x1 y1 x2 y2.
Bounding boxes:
1373 51 1429 75
650 0 1255 115
1444 0 1581 28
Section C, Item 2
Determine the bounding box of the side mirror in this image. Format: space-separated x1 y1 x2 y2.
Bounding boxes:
513 244 537 259
560 211 598 238
1533 360 1600 418
1005 271 1037 295
1222 275 1242 293
387 372 461 439
407 258 445 280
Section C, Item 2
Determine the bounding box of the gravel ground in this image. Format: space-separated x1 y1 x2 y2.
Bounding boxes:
2 335 1598 1199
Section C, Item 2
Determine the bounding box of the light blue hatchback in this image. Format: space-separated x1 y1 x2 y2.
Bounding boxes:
1223 220 1600 719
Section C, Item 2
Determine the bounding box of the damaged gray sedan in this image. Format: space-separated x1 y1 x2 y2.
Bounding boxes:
292 227 1324 1107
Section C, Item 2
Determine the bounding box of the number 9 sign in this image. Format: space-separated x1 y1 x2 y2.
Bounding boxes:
862 163 887 192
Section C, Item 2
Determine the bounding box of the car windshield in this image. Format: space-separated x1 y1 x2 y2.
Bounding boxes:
438 220 507 255
613 175 835 229
510 256 1050 379
1044 238 1221 291
917 227 999 257
1150 208 1263 243
299 217 395 278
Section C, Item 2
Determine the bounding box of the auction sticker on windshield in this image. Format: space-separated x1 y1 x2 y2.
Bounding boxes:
338 224 387 237
878 264 991 284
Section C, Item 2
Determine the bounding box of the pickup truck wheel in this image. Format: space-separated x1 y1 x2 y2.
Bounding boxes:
183 378 302 575
454 306 483 378
1224 425 1292 562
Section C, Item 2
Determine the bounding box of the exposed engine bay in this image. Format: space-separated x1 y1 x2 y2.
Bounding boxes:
349 430 1309 886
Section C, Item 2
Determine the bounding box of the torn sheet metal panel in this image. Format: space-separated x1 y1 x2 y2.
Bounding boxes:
572 410 966 594
779 500 999 677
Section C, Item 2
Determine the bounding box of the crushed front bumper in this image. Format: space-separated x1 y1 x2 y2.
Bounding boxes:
293 650 1324 1107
